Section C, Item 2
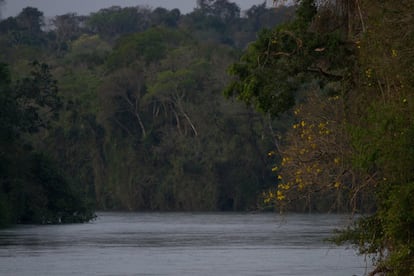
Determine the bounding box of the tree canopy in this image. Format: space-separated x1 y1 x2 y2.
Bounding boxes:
227 0 414 274
0 1 296 223
2 2 412 274
0 62 94 226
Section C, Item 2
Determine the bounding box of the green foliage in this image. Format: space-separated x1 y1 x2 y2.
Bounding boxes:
225 27 297 116
292 0 317 30
0 7 46 47
226 0 414 273
381 183 414 273
0 62 95 226
248 0 414 274
97 36 277 211
225 2 353 117
335 182 414 275
64 34 111 68
0 2 297 219
86 6 151 39
18 153 95 224
195 0 240 23
14 61 62 132
107 28 187 68
150 8 181 27
338 0 414 273
50 13 84 54
0 63 20 140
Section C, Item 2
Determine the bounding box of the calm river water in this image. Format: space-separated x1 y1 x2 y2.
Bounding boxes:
0 212 370 276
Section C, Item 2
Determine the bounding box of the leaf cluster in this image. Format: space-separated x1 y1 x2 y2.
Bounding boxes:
0 63 94 226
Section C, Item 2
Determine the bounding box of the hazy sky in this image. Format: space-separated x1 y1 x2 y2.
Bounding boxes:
2 0 276 18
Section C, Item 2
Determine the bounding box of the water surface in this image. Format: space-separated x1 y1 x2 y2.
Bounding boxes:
0 212 370 275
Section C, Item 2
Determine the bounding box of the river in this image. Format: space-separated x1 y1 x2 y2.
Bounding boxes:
0 212 370 276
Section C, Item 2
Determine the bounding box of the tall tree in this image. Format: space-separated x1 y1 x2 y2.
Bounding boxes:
0 62 95 225
16 7 44 33
51 13 83 54
230 0 414 274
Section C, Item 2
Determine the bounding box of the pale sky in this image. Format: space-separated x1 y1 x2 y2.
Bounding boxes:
2 0 277 18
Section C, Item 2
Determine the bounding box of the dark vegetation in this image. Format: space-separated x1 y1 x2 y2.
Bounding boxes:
1 0 413 273
226 0 414 274
0 1 295 225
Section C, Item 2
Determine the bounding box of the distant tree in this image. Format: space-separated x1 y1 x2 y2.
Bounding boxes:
0 7 46 47
150 7 181 27
51 13 83 53
14 61 61 132
100 68 148 139
65 34 111 68
147 69 199 136
244 3 294 32
107 28 186 68
86 6 151 39
16 7 44 33
0 16 18 34
196 0 240 21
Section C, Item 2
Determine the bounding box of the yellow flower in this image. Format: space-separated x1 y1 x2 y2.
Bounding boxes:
277 190 285 201
279 183 290 190
277 175 283 180
334 181 341 188
271 166 278 172
281 157 290 166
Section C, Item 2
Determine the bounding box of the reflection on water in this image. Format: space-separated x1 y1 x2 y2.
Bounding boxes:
0 213 370 276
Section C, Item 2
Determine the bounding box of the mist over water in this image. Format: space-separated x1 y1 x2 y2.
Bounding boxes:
0 213 370 276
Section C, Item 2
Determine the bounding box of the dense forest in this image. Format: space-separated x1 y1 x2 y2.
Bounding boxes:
226 0 414 274
0 1 295 224
0 0 413 274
